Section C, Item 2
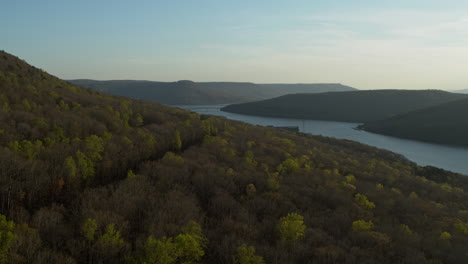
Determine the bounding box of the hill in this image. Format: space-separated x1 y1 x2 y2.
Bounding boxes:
221 90 468 122
69 79 356 105
360 98 468 146
454 89 468 94
1 51 468 264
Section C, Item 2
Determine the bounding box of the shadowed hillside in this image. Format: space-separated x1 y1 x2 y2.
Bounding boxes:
1 51 468 264
360 98 468 146
221 90 468 122
69 79 356 105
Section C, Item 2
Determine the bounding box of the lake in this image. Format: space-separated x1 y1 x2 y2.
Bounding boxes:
177 104 468 176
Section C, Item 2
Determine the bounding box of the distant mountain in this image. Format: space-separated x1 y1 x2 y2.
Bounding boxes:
222 90 468 122
69 79 356 105
454 89 468 94
259 83 358 94
360 98 468 146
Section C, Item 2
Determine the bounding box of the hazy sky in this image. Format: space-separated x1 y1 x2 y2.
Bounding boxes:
2 0 468 90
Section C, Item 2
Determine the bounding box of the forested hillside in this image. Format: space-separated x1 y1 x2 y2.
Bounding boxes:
221 90 468 122
69 79 356 105
360 98 468 146
1 51 468 264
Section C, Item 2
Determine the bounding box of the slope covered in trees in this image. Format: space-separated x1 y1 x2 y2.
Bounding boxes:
69 79 356 105
221 90 468 122
1 51 468 264
360 98 468 146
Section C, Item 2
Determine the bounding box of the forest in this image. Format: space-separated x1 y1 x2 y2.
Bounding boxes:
1 50 468 264
360 98 468 146
221 90 468 122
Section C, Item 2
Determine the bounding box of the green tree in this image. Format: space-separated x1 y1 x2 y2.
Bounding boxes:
176 221 206 263
244 150 257 167
143 236 177 264
162 152 184 167
8 140 43 159
233 244 265 264
64 156 77 179
81 218 98 241
440 232 452 240
127 169 137 179
141 221 206 264
354 193 376 209
174 233 205 264
267 172 280 191
352 220 373 231
0 215 14 264
76 151 95 184
454 220 468 235
58 99 69 110
94 224 126 262
85 135 104 161
132 113 144 127
98 224 124 247
277 213 306 242
400 224 413 236
277 158 300 174
181 221 207 247
174 130 182 151
345 174 356 183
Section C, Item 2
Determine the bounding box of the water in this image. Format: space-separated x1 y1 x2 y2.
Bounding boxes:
176 105 468 176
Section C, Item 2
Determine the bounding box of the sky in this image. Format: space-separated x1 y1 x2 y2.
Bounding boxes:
2 0 468 90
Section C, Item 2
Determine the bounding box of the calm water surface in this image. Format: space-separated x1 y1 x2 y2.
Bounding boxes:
176 105 468 175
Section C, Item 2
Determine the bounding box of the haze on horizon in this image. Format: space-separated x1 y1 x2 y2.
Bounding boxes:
2 0 468 90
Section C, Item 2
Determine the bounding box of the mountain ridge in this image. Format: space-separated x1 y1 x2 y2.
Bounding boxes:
221 89 468 122
360 97 468 146
69 79 357 105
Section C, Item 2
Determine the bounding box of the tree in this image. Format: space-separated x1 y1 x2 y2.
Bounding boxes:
454 220 468 235
98 224 124 247
354 193 375 209
175 221 206 264
94 223 126 261
400 224 413 236
64 156 77 179
141 221 206 264
175 130 182 151
0 215 14 264
244 150 257 167
81 218 98 241
143 236 177 264
352 220 373 231
267 172 280 191
277 158 300 174
161 152 184 167
174 233 205 263
277 213 306 242
127 169 137 179
131 113 144 127
76 151 95 184
233 244 265 264
85 135 104 161
439 232 451 241
181 221 207 248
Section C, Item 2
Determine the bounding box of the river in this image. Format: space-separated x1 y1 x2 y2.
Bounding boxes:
176 105 468 175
